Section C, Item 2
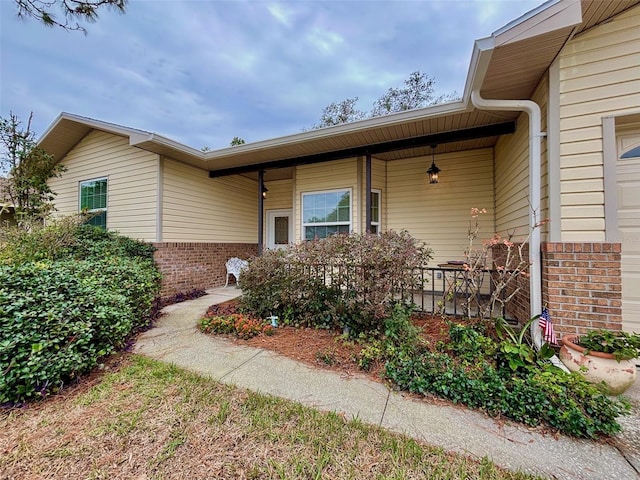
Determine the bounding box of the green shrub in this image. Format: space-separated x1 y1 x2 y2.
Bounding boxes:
0 218 161 405
63 224 156 261
0 215 84 264
0 217 156 265
0 262 133 404
355 305 424 371
385 350 629 438
62 257 160 324
445 322 498 364
240 231 432 333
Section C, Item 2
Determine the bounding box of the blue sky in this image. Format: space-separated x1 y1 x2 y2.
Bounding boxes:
1 0 543 150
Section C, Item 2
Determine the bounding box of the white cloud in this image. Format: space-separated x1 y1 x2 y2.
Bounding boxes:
0 0 544 149
305 27 344 54
267 3 293 27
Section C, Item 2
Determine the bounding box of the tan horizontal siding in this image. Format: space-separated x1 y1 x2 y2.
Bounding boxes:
558 152 603 168
263 179 293 211
559 165 603 181
560 178 603 193
562 230 606 242
372 158 385 190
560 205 604 218
47 130 158 241
562 191 604 206
493 77 549 239
162 159 257 243
386 148 494 265
558 5 640 241
560 65 638 95
494 109 531 235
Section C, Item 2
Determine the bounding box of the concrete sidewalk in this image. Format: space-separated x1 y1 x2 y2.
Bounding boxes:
133 288 640 480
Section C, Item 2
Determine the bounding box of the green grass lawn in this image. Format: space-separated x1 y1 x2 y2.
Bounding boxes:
1 354 542 479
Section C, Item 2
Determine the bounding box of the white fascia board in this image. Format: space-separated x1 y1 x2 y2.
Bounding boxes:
37 112 66 144
203 100 469 161
494 0 582 47
61 112 149 138
462 37 495 102
38 111 151 145
493 0 562 37
129 132 206 159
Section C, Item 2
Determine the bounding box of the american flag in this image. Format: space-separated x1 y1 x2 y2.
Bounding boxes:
539 307 557 345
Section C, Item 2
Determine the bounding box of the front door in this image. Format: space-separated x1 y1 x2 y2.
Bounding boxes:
266 209 293 250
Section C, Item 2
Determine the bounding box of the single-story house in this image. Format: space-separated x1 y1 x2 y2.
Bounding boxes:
39 0 640 337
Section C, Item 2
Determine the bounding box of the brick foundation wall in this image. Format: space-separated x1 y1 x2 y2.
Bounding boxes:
541 242 622 337
492 242 531 324
153 242 258 299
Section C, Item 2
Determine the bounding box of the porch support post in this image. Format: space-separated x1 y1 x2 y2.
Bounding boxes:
365 152 372 233
258 169 264 255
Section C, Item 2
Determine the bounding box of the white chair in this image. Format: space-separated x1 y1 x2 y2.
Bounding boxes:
225 257 248 287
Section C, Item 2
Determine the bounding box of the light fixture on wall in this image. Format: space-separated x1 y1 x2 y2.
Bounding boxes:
262 185 268 199
426 144 440 184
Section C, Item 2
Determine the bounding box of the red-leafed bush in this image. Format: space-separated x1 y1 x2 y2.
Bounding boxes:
239 230 432 334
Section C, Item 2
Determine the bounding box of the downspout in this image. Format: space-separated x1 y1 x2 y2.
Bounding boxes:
471 91 567 371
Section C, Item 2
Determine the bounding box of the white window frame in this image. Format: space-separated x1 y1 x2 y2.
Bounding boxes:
79 177 108 228
370 189 381 234
301 188 352 240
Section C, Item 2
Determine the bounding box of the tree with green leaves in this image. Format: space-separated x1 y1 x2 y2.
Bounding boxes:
14 0 126 33
230 136 246 146
0 112 65 223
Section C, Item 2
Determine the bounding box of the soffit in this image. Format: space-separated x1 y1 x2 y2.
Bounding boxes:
480 0 640 101
577 0 640 35
204 109 519 173
480 25 576 100
39 117 94 163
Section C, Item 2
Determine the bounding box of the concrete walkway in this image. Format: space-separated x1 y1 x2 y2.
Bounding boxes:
133 288 640 480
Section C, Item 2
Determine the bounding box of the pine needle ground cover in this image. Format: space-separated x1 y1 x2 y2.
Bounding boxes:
1 355 540 480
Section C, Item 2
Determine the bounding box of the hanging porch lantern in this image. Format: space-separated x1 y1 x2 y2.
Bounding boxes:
426 144 440 184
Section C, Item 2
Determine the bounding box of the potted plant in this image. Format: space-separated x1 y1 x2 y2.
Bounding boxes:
560 329 640 395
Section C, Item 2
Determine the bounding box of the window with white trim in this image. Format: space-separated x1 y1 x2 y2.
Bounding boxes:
80 178 107 229
370 190 381 234
302 189 351 240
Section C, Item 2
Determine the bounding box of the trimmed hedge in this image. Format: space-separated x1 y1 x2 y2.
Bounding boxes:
0 223 160 405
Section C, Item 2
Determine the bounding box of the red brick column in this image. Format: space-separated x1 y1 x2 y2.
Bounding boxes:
541 242 622 337
153 242 258 299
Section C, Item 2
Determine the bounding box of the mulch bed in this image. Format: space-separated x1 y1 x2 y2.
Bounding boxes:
210 300 452 384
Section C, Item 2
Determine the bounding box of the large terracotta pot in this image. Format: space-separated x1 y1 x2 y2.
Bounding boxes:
559 334 637 395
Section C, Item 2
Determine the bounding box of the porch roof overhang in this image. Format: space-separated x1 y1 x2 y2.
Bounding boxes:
37 0 638 181
208 121 516 178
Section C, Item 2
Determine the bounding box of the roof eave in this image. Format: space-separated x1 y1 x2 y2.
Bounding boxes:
202 100 469 165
